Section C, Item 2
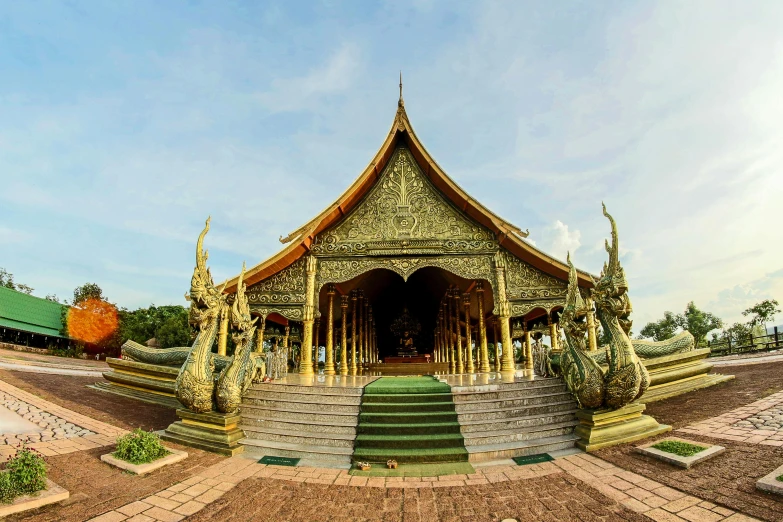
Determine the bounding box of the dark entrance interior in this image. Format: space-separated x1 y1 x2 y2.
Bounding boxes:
316 267 494 360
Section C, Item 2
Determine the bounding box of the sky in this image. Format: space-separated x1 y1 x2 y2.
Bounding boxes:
1 0 782 332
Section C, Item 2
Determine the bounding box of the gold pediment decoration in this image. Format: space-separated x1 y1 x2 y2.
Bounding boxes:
503 251 567 300
246 258 306 305
311 147 496 256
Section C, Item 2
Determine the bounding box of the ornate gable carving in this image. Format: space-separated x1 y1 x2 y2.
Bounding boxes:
312 147 496 256
503 250 567 300
246 258 306 305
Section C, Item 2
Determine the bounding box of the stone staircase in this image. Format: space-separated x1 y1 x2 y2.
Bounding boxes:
238 382 363 468
451 377 580 462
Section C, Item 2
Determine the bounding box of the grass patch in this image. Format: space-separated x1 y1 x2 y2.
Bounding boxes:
0 446 48 504
113 428 170 465
651 440 707 457
777 475 783 482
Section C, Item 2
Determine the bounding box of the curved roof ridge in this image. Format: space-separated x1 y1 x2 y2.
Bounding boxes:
222 101 594 293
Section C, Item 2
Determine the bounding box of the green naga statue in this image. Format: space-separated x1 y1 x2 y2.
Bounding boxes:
215 263 261 414
560 205 649 409
175 218 226 413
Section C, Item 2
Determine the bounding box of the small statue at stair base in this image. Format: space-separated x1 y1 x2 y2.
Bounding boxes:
531 333 554 378
559 204 649 410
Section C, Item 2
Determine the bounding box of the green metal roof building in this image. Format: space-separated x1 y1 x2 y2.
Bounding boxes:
0 286 69 346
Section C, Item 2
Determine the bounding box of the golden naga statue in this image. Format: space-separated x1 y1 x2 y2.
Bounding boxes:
560 205 649 410
176 218 226 413
215 263 262 414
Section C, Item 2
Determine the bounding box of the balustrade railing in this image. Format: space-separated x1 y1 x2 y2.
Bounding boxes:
707 326 782 356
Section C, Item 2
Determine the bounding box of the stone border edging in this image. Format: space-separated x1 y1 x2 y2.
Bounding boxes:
101 448 188 475
0 479 69 518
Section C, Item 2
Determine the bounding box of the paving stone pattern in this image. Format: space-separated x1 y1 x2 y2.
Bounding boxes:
89 452 762 521
0 379 124 459
679 391 783 446
1 391 95 444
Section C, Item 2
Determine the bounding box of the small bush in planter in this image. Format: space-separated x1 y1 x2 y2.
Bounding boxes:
113 429 170 465
0 446 48 503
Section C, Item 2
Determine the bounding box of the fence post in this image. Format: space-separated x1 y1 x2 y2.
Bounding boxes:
776 326 779 348
728 336 732 353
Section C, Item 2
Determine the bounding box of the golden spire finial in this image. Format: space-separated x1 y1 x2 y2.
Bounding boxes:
398 71 404 108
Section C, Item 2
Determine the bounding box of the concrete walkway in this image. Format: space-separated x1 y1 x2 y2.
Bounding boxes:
0 349 107 377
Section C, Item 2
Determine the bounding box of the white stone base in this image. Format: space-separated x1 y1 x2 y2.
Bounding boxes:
757 464 783 495
101 448 188 475
635 437 724 468
0 479 69 517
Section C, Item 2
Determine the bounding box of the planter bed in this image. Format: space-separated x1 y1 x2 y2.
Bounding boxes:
635 437 724 468
101 448 188 475
0 479 69 517
757 464 783 496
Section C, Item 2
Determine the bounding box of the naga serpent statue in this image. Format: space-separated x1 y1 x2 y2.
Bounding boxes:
175 217 226 413
559 205 649 409
215 263 261 414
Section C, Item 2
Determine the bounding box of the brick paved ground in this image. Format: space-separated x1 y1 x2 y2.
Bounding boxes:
678 391 783 446
0 369 177 432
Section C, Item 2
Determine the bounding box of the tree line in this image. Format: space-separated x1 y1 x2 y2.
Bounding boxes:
639 299 780 347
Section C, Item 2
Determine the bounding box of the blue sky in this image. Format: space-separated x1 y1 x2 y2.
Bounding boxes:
1 0 782 329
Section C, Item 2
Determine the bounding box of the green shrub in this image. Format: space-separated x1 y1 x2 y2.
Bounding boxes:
0 446 48 504
113 429 169 465
651 440 707 457
777 474 783 482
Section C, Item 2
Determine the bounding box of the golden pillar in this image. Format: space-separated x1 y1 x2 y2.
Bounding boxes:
477 282 490 373
463 293 474 373
340 295 349 375
549 314 560 353
493 319 501 371
454 290 463 373
350 291 358 374
324 285 336 375
368 308 373 365
494 253 515 372
313 317 320 372
283 325 290 349
299 256 317 375
364 302 370 365
524 323 533 370
357 292 364 367
254 315 266 353
586 298 598 352
446 297 456 373
217 305 229 356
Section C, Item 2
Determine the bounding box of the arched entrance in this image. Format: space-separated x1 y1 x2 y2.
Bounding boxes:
313 265 495 371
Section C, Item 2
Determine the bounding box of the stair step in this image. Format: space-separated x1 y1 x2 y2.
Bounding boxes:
241 425 355 445
359 411 459 424
361 401 456 413
243 397 360 414
362 392 454 404
459 410 579 432
241 438 353 462
249 383 363 397
462 422 577 446
244 389 362 405
453 392 574 411
240 417 356 435
357 422 462 436
355 433 465 449
456 400 576 421
240 404 359 423
452 384 569 402
466 434 579 462
352 446 469 464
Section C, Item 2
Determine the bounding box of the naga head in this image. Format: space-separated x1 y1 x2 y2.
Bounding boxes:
231 262 257 334
187 217 227 326
591 204 633 333
559 253 590 349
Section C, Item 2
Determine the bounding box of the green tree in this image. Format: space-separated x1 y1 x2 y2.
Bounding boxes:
639 311 679 341
154 308 193 348
742 299 780 331
0 267 34 294
638 302 722 347
677 301 723 347
72 283 104 305
723 322 752 344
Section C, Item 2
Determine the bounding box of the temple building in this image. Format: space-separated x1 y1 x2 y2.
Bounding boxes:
218 87 596 375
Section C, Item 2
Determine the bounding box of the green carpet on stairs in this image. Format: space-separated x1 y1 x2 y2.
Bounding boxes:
352 376 472 475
